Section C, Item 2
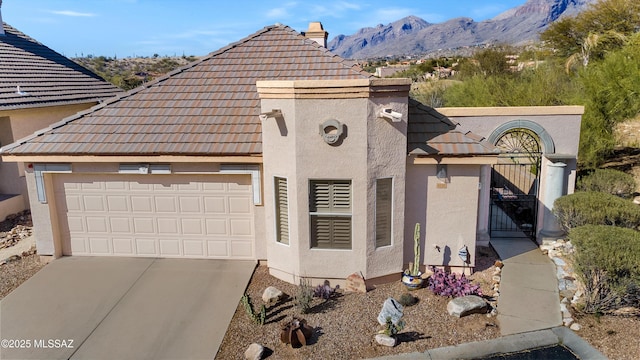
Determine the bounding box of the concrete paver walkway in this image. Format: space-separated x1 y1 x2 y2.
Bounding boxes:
491 236 562 335
0 257 255 360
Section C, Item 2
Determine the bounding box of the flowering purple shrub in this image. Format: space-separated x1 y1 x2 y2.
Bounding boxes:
427 266 483 298
313 281 339 300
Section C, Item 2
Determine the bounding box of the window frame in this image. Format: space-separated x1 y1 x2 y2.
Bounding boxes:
309 179 352 250
274 176 290 245
375 177 393 248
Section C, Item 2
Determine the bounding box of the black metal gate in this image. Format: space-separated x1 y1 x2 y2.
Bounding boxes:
490 155 541 239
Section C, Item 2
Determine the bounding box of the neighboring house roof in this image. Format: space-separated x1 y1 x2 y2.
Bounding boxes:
407 99 499 156
0 23 122 111
2 24 372 156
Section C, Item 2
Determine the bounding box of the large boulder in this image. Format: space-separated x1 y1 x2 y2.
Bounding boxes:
377 297 404 325
447 295 487 318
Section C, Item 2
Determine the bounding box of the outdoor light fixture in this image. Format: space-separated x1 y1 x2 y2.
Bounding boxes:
379 108 402 122
259 109 282 121
436 164 448 182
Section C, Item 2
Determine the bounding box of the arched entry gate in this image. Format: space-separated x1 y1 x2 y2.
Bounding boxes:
489 128 542 239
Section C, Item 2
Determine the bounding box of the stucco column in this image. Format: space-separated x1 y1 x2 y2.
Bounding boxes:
539 160 566 243
476 165 491 246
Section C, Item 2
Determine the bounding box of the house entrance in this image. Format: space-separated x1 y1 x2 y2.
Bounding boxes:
489 129 542 239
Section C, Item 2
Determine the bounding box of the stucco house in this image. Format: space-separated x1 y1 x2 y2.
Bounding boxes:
0 22 583 285
0 13 122 220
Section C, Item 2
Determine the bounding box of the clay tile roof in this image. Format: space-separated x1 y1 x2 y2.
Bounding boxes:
407 99 500 156
0 23 122 110
2 24 372 156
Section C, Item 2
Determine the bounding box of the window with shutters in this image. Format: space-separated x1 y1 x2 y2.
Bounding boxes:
375 178 393 248
309 180 352 249
274 177 289 245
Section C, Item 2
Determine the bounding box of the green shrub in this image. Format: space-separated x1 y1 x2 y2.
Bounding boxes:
295 278 314 314
577 169 637 198
568 225 640 313
553 191 640 231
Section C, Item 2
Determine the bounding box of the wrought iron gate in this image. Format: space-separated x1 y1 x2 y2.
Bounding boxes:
490 156 541 239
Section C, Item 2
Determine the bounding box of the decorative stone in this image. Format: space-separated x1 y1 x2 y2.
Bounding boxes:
494 260 504 268
244 343 264 360
345 273 367 293
493 267 502 275
563 317 574 326
377 298 404 325
447 295 487 318
375 334 397 347
492 275 501 283
633 195 640 205
570 323 582 331
262 286 283 307
552 257 566 266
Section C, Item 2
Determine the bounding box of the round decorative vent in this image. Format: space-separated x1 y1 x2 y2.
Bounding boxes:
319 119 344 145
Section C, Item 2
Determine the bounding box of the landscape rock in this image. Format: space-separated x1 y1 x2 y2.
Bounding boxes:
375 334 397 347
244 343 264 360
345 272 367 293
570 323 582 331
447 295 487 318
262 286 283 306
377 298 404 325
494 260 504 268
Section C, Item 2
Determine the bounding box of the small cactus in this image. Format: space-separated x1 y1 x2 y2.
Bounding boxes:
412 223 421 276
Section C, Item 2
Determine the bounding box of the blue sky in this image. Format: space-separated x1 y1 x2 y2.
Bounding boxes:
2 0 527 57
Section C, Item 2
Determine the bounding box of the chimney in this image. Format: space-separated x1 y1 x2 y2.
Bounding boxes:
303 22 328 48
0 0 4 36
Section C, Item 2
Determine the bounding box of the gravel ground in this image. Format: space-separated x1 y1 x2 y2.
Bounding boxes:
576 315 640 360
0 254 45 300
217 247 501 359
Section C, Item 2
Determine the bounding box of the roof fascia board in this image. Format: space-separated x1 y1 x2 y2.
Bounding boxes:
436 106 585 117
1 155 263 163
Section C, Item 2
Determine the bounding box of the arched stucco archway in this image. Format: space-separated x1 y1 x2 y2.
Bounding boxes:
487 120 555 154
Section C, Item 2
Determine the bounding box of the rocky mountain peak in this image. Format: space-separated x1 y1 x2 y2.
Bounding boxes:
328 0 597 59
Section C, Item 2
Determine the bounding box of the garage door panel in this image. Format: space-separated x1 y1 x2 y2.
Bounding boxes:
107 196 129 211
110 218 132 233
205 219 228 235
159 239 181 256
155 196 177 212
131 196 153 212
181 219 203 235
133 218 155 234
70 237 88 253
207 241 228 257
230 218 254 236
204 197 226 213
229 197 252 214
88 237 111 254
230 241 253 257
183 240 205 256
178 197 201 212
83 196 106 211
56 174 255 259
65 195 83 212
135 239 157 255
157 218 179 234
86 217 108 233
67 216 85 232
113 238 134 255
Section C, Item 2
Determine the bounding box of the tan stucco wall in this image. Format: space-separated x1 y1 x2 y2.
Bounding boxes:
405 162 480 271
0 103 99 209
259 79 409 283
24 162 266 258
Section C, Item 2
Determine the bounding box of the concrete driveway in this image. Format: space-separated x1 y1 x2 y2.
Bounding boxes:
0 257 255 360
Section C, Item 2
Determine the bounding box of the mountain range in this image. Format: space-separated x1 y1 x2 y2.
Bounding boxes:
328 0 597 59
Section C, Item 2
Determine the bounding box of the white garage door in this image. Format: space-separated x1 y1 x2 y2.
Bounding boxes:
53 173 255 259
